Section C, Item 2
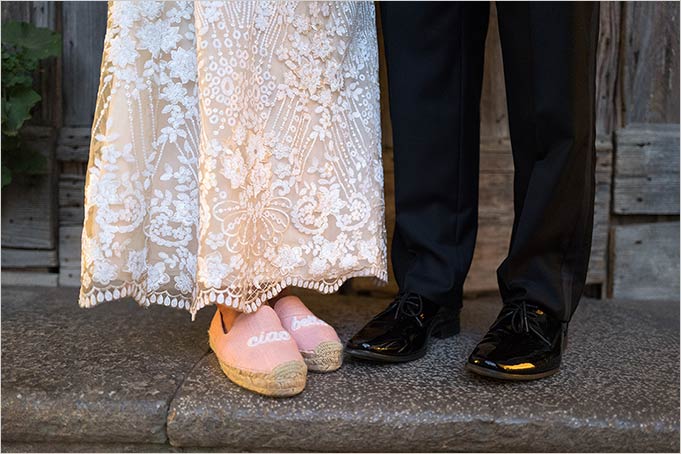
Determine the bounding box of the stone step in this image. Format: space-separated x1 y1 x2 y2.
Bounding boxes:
1 286 678 452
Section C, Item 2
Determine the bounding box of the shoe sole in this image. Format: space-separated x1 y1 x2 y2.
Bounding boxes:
302 341 343 373
209 339 307 397
464 362 559 381
344 316 461 364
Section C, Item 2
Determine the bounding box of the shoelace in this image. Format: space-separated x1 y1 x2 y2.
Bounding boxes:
492 301 551 346
392 292 424 327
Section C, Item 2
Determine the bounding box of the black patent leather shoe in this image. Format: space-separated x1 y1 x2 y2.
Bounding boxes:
465 301 567 381
345 292 460 363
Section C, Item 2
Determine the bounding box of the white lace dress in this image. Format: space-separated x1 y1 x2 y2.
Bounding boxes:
79 1 387 318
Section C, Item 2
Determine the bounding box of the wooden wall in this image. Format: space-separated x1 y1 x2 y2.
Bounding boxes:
56 2 108 286
610 2 680 300
1 2 679 301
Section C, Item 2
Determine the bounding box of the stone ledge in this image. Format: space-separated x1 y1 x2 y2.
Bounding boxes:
168 291 679 452
1 286 679 452
1 286 211 445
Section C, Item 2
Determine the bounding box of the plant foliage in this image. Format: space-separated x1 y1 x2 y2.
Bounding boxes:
1 21 61 188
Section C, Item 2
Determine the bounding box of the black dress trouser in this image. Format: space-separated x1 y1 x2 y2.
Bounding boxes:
381 2 599 322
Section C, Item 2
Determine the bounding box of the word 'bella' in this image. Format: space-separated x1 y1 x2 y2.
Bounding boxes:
290 315 328 331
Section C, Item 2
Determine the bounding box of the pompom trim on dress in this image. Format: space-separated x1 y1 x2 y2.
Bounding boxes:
79 267 387 320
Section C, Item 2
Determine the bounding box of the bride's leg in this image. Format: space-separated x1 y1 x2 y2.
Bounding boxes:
216 304 239 330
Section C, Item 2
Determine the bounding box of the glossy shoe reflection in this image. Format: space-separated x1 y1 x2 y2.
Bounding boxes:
465 301 567 381
345 292 460 363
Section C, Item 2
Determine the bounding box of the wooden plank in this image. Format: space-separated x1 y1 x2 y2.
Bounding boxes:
62 2 108 127
28 1 58 29
621 2 680 125
58 223 82 287
1 271 59 287
480 3 509 141
59 174 85 208
587 171 611 284
596 2 622 137
1 126 57 249
589 137 614 285
595 137 613 183
60 206 85 227
57 127 91 161
58 225 82 270
611 222 679 300
463 223 510 294
58 223 83 287
1 2 32 22
464 142 516 293
59 265 81 287
614 124 680 214
1 248 58 268
58 173 85 226
32 1 62 128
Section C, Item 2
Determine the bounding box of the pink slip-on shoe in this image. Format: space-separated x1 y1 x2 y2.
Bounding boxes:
208 305 307 397
273 296 343 372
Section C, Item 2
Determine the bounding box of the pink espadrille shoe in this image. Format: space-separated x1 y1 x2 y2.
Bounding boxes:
273 296 343 373
208 306 307 397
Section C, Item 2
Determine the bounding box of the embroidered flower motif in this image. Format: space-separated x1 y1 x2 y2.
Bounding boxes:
174 272 194 294
136 21 181 57
167 47 197 84
93 257 118 286
147 262 170 291
126 249 147 281
108 35 138 68
198 252 231 288
273 245 305 274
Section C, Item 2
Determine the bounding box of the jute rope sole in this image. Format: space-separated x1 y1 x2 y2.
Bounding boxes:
210 340 307 397
302 341 343 373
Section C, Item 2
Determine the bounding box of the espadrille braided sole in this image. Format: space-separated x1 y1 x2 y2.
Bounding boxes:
301 340 343 373
210 340 307 397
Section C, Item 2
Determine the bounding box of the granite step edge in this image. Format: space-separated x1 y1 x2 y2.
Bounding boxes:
1 389 171 445
166 392 681 452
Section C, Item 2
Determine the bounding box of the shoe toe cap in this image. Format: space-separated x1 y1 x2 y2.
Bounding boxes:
345 336 377 351
467 351 505 372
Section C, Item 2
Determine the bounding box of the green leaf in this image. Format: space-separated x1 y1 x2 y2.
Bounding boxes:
1 21 61 60
3 72 32 88
0 20 60 186
2 86 41 133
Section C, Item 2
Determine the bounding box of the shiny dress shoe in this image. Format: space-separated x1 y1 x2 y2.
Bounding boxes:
465 300 568 381
345 292 460 363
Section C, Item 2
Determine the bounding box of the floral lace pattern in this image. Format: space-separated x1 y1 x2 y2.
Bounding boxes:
80 1 387 318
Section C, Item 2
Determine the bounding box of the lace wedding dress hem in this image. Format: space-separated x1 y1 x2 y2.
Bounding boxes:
80 2 387 320
79 267 388 320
